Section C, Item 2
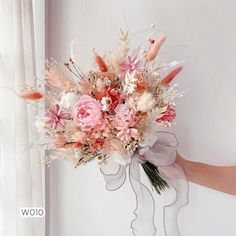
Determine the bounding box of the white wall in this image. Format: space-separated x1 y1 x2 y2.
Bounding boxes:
46 0 236 235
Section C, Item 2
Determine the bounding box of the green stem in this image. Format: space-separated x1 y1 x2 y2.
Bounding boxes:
142 161 169 194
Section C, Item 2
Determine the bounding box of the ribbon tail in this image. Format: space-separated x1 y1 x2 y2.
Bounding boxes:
159 163 189 236
100 157 127 191
129 156 157 236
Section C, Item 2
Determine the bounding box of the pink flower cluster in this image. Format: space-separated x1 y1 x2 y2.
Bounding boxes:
36 32 183 166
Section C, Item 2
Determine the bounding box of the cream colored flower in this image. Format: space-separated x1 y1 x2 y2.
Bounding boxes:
101 96 112 111
123 72 137 95
60 92 79 109
136 92 155 112
103 137 131 165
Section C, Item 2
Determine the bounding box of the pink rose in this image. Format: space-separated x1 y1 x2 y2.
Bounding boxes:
74 95 102 130
115 103 135 127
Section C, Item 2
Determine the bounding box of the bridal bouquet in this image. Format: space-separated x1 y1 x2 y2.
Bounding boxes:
20 28 186 235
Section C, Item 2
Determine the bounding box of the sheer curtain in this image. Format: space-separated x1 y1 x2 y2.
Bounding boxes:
0 0 45 236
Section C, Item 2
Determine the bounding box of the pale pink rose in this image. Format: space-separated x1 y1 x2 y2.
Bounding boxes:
114 103 136 127
103 137 131 165
74 95 102 130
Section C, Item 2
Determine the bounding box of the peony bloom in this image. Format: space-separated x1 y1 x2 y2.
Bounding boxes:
136 92 155 112
156 105 176 123
103 137 131 165
60 92 79 109
46 104 71 129
120 56 144 76
115 103 136 127
74 95 102 130
117 127 139 142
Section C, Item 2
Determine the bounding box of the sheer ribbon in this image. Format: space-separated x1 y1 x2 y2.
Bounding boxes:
100 132 189 236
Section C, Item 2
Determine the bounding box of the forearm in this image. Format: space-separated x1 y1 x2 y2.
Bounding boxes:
176 153 236 195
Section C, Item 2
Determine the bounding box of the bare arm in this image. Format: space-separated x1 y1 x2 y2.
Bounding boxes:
176 153 236 195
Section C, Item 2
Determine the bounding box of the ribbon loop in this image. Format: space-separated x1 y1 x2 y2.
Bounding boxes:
100 157 126 191
101 132 188 236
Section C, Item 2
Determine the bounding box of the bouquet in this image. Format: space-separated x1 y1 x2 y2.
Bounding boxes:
20 28 186 235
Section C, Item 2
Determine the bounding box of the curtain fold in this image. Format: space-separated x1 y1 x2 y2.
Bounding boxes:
0 0 45 235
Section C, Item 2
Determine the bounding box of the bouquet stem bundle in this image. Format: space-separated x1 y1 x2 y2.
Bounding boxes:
142 161 169 194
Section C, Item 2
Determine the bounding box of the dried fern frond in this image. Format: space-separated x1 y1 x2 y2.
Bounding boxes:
119 28 130 56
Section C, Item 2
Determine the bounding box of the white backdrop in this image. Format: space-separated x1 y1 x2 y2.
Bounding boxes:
46 0 236 235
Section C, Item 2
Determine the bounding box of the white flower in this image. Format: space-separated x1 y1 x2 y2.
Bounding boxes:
123 72 137 94
60 92 79 109
101 96 112 111
136 92 155 112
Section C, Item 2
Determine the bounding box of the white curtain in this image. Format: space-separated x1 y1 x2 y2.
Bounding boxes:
0 0 45 235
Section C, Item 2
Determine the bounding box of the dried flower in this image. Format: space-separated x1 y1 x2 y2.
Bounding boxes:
90 138 105 151
52 134 67 148
71 130 87 144
156 105 176 124
120 56 144 75
118 29 130 56
123 72 137 95
101 96 112 111
161 66 183 86
78 80 94 95
115 103 136 127
146 35 166 62
19 90 44 100
46 104 71 129
136 92 155 112
136 74 148 93
45 61 75 92
117 127 139 142
106 89 124 112
93 50 108 73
